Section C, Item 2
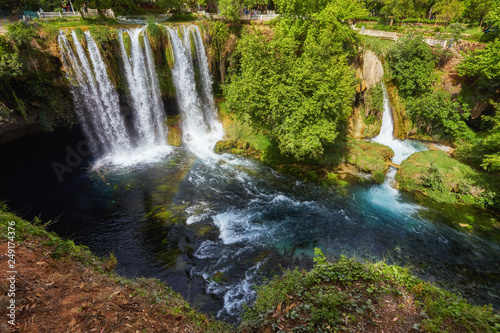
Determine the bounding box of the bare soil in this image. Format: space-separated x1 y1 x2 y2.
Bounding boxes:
0 240 218 332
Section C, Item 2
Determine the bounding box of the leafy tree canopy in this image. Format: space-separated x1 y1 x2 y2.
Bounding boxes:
225 0 366 160
457 39 500 92
406 91 473 140
387 35 435 97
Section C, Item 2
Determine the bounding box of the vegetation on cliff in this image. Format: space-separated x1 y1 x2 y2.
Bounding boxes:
225 0 367 160
0 203 231 332
0 22 75 136
242 248 498 333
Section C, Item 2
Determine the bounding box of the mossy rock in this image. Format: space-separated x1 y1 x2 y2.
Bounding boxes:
346 139 394 175
167 126 182 147
214 139 237 154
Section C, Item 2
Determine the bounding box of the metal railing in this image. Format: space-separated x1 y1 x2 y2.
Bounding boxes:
356 27 448 47
242 14 279 21
37 8 115 19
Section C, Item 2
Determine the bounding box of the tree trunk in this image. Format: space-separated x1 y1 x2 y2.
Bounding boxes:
479 17 483 30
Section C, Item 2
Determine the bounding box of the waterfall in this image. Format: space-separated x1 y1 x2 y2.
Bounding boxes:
372 82 421 165
167 25 223 156
58 31 132 156
190 25 223 135
118 28 167 147
59 28 171 167
59 24 223 166
368 82 425 212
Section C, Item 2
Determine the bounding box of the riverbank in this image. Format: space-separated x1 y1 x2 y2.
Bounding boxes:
1 205 497 332
0 204 231 332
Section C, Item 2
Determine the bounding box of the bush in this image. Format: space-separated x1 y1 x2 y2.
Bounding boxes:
406 91 474 140
457 39 500 92
387 35 436 97
242 248 496 333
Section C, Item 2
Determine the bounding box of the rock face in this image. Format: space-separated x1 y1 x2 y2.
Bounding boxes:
362 50 384 89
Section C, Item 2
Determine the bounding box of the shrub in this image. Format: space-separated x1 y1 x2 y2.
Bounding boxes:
406 91 474 140
387 35 435 97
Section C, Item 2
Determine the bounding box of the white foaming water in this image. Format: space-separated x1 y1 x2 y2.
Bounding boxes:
167 26 223 158
59 31 132 155
59 29 170 168
369 82 426 212
212 211 267 245
372 82 424 165
118 28 167 147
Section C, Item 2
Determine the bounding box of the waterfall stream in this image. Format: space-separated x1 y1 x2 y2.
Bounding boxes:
118 28 167 147
368 82 426 213
167 26 223 157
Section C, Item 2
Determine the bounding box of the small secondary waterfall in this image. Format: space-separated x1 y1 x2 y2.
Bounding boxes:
58 31 132 156
372 82 421 165
167 25 223 155
369 82 425 211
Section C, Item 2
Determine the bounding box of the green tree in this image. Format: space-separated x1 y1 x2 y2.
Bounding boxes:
382 0 417 25
226 0 366 160
0 36 23 81
464 0 495 28
457 39 500 92
218 0 242 21
406 91 473 140
387 35 435 97
433 0 464 31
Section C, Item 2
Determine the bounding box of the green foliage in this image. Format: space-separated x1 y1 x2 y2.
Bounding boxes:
0 36 23 80
242 248 496 333
207 20 230 62
387 35 435 97
406 91 474 140
457 39 500 92
434 0 464 27
456 131 500 173
362 35 395 57
6 21 38 48
218 0 242 22
87 26 116 57
226 2 365 160
397 150 500 211
146 18 164 42
346 139 394 182
449 22 465 42
421 162 446 191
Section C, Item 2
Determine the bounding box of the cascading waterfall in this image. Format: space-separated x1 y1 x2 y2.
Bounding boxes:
167 25 223 156
59 28 172 167
118 28 167 147
58 31 132 156
372 82 422 165
369 82 426 212
190 25 223 135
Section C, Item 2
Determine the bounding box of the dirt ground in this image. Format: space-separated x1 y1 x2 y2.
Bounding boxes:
0 240 214 332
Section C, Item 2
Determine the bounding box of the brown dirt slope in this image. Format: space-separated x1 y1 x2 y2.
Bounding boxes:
0 238 229 333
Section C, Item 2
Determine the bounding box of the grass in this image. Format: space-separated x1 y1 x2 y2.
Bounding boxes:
218 101 271 155
396 150 500 211
362 35 395 57
346 139 394 183
242 248 498 333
